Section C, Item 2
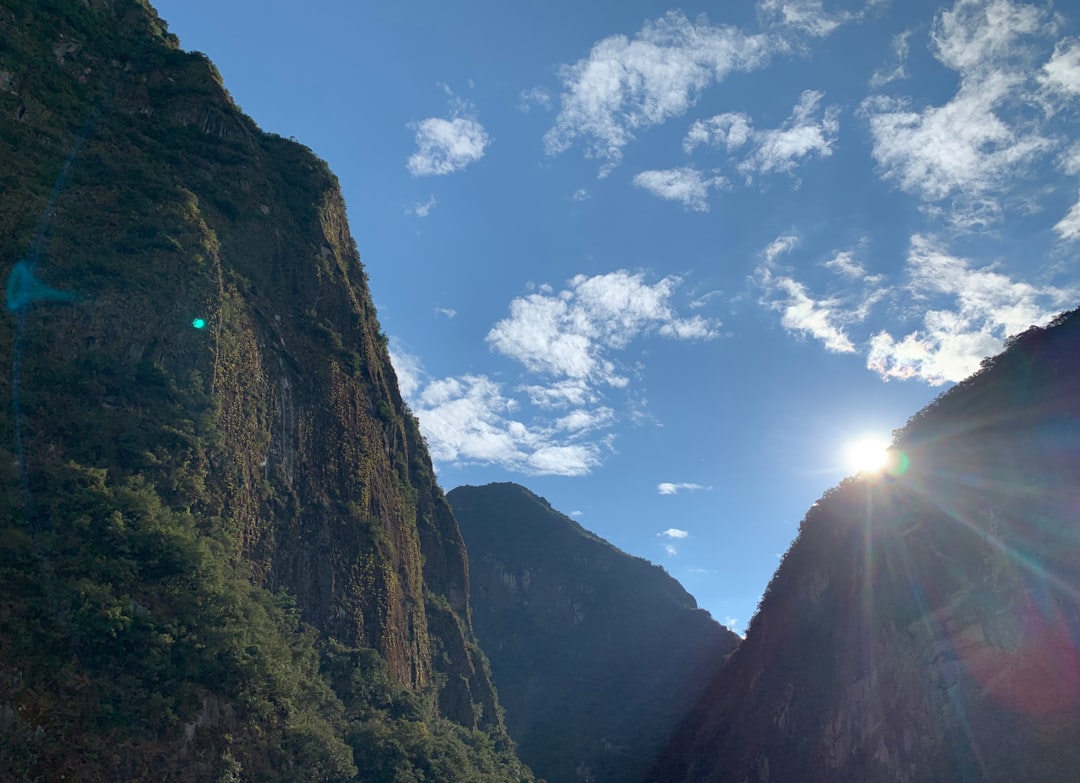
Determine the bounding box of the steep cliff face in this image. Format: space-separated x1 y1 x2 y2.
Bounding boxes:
0 1 522 779
650 309 1080 783
449 483 740 783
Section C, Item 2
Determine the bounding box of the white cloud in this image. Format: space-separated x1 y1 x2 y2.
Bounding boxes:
757 236 886 354
684 113 754 153
390 359 608 477
569 188 590 201
657 482 709 495
1040 39 1080 99
757 0 883 38
764 234 800 263
388 347 422 399
663 543 678 557
408 195 437 217
861 0 1057 223
435 307 457 319
390 271 718 478
739 90 840 176
1055 194 1080 241
519 86 553 112
867 235 1075 384
544 11 777 175
633 167 726 211
658 527 690 538
407 117 490 176
824 250 883 283
487 270 719 385
685 91 840 179
763 275 857 352
519 379 598 409
870 30 912 87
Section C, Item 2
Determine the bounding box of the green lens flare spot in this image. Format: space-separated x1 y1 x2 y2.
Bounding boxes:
887 450 910 477
192 318 206 329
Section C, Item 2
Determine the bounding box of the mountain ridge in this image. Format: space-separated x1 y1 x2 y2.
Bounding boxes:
449 482 740 783
649 308 1080 783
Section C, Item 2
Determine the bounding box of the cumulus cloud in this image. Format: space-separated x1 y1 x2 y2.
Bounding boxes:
658 527 690 538
867 235 1075 384
407 116 490 176
685 91 840 179
390 271 720 477
663 543 679 557
633 167 727 211
435 307 457 319
487 270 720 386
861 0 1058 225
657 483 709 495
388 355 608 476
544 11 777 175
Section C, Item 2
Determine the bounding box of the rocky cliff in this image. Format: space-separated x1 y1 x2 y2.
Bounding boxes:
650 309 1080 783
0 2 528 780
449 483 740 783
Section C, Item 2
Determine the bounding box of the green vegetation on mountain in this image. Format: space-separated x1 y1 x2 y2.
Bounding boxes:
449 483 740 783
650 309 1080 783
0 1 533 780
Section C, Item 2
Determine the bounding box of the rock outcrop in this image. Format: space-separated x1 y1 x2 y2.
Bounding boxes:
0 2 528 780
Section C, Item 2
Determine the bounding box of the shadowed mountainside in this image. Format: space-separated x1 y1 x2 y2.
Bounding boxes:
0 2 532 780
449 482 740 783
649 308 1080 783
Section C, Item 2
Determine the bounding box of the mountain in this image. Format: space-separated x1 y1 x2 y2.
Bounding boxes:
649 309 1080 783
448 482 741 783
0 2 532 780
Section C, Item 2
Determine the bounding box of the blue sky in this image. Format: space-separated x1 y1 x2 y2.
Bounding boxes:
151 0 1080 633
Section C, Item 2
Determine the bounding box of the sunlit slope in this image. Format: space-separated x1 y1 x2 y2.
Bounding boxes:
651 309 1080 783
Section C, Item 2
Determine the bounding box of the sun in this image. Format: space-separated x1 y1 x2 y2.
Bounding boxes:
844 435 891 474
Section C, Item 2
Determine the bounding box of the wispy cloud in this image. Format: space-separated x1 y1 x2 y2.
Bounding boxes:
870 30 913 87
407 114 490 176
757 234 888 354
518 86 553 113
758 0 884 39
657 483 709 495
544 11 777 175
435 307 457 319
1055 194 1080 241
684 90 840 179
408 195 437 217
861 0 1059 227
633 167 727 211
659 528 690 539
867 234 1075 384
663 543 679 557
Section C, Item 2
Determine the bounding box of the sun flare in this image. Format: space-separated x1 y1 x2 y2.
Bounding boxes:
844 435 891 474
